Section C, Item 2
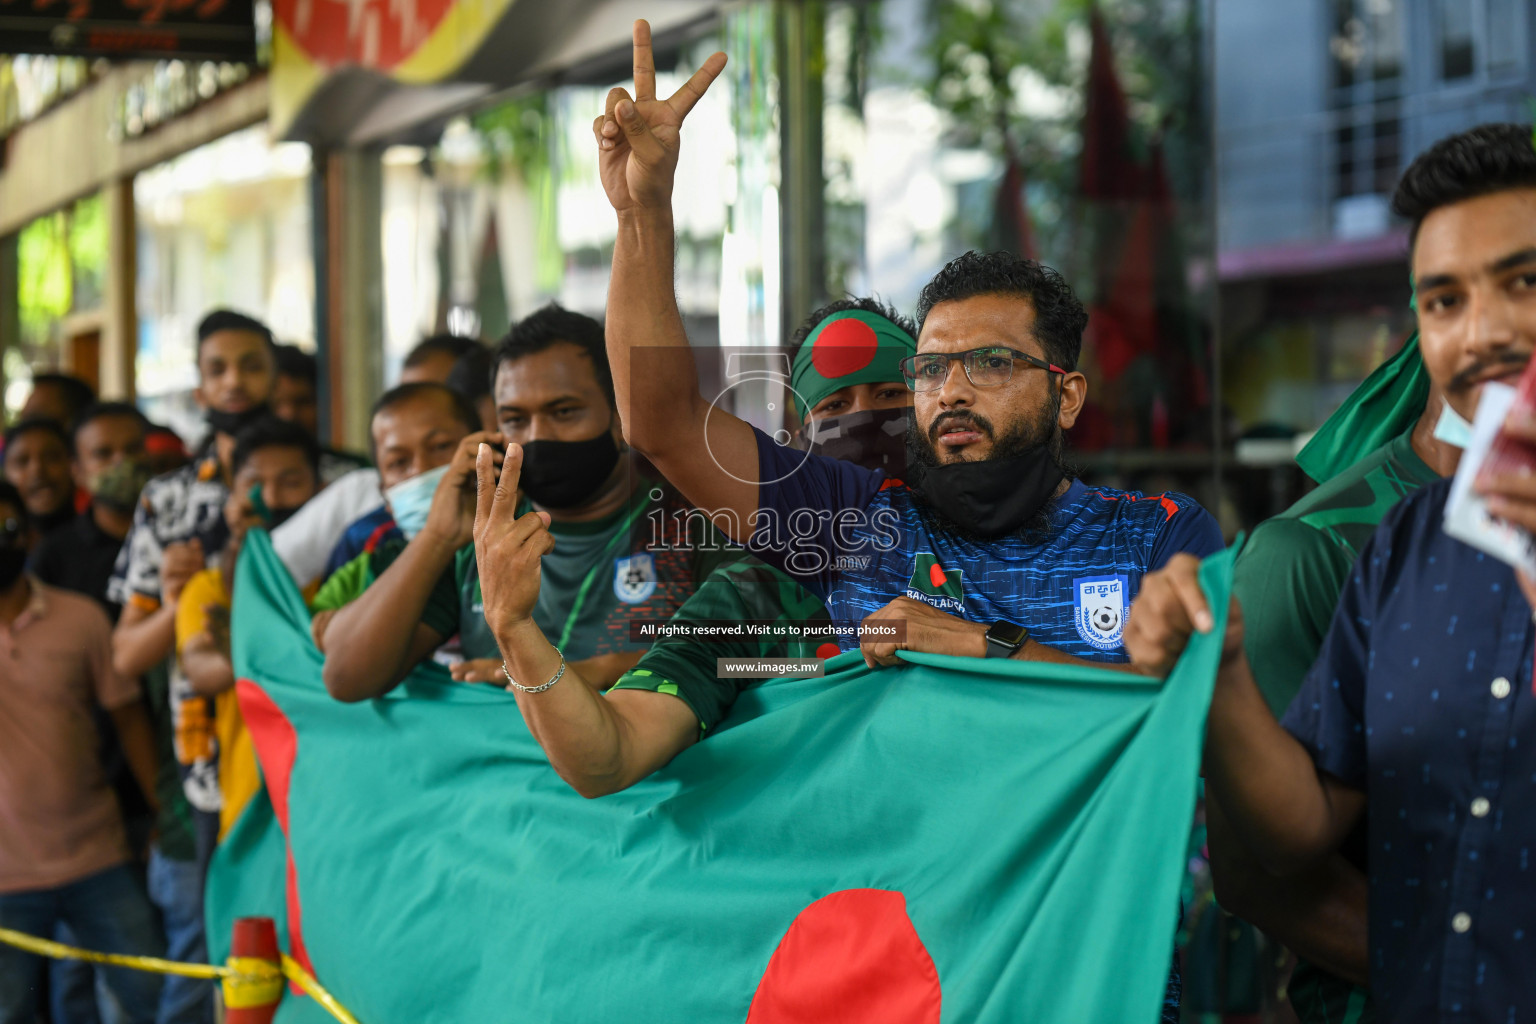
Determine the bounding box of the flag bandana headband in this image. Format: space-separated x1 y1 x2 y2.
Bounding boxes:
1294 285 1429 484
790 310 918 421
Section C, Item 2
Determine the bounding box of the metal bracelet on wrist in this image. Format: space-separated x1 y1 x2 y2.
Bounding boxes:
503 650 566 694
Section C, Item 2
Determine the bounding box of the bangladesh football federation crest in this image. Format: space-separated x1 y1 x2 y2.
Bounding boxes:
614 553 658 604
1073 574 1127 651
904 553 964 613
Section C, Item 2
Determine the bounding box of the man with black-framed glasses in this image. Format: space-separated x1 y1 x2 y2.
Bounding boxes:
556 19 1224 685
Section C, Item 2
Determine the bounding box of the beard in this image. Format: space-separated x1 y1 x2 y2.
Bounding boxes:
905 388 1074 540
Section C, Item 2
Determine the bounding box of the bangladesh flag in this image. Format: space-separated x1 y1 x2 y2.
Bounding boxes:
209 532 1233 1023
906 552 964 606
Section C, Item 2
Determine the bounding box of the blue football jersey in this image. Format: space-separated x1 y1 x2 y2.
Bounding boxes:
750 429 1224 662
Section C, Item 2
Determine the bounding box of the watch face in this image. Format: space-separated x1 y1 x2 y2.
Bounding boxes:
988 621 1028 648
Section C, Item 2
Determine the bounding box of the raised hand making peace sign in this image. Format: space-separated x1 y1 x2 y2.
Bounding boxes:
593 19 728 213
472 442 555 639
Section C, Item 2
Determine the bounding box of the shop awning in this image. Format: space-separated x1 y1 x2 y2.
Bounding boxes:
272 0 721 145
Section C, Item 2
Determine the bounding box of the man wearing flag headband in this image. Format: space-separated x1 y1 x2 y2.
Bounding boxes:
787 303 916 476
468 298 917 796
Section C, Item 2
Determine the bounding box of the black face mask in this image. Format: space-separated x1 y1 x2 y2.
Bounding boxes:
266 506 302 529
0 547 26 590
799 408 912 476
906 401 1067 540
206 403 272 438
519 433 622 510
907 452 1065 540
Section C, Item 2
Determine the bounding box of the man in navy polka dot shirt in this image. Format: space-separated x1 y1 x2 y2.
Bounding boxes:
1129 123 1536 1024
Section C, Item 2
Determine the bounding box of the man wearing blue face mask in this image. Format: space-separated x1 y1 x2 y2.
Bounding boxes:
308 383 483 653
320 305 735 702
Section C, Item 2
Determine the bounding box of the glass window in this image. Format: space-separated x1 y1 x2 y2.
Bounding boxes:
379 6 780 385
1487 0 1524 76
6 193 107 416
134 125 313 442
1439 0 1476 80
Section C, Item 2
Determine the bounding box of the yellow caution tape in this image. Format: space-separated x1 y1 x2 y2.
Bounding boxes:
0 926 228 980
222 956 284 1009
0 925 362 1024
282 953 363 1024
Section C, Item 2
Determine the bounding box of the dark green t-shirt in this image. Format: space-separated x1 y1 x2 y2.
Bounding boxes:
1230 429 1437 1024
310 538 459 640
1234 431 1438 717
610 558 832 731
455 486 739 662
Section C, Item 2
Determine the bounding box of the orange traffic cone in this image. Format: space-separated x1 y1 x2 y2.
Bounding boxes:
224 917 283 1022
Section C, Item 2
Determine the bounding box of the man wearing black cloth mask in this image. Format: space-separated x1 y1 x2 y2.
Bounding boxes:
322 303 732 700
106 310 277 1006
110 309 278 684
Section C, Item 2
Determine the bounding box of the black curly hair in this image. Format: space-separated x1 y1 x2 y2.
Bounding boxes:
1393 123 1536 250
915 251 1089 372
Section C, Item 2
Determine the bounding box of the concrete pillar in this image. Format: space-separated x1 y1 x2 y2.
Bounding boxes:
319 147 385 453
777 0 827 336
101 177 137 400
0 233 16 408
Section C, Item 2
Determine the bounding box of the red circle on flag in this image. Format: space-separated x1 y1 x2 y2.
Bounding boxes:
928 564 947 589
815 642 841 661
811 319 879 379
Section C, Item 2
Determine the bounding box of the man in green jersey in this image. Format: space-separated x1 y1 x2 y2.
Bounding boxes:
470 300 917 795
1209 132 1489 1023
322 305 731 701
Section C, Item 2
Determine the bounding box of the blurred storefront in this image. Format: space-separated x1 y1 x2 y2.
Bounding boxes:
0 52 276 436
3 0 1217 482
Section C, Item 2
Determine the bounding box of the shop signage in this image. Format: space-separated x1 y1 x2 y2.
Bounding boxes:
0 0 257 62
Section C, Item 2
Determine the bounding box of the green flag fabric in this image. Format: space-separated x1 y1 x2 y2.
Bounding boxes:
790 310 917 420
209 531 1233 1024
1294 329 1429 484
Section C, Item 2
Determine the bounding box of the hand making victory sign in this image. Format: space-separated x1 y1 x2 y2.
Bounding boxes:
593 20 728 213
472 442 554 642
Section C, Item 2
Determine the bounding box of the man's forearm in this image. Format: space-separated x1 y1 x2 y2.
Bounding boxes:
606 208 761 538
1018 637 1139 671
608 209 703 449
1207 797 1370 988
109 701 161 814
1204 657 1352 874
500 619 635 797
322 533 456 701
113 605 177 679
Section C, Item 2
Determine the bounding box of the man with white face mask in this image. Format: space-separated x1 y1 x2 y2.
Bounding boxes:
308 383 483 652
1206 127 1500 1023
1134 122 1536 1024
